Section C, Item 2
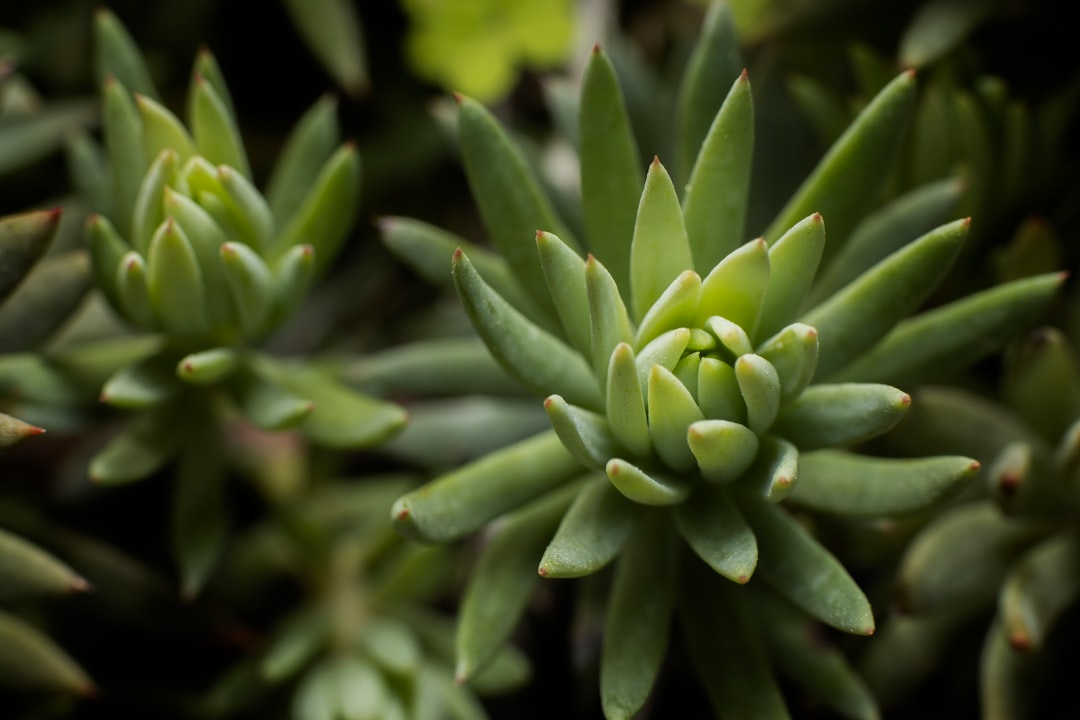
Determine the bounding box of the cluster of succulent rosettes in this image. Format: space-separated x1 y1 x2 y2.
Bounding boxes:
864 326 1080 718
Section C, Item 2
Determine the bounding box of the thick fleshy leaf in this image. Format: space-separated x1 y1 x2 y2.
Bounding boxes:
757 323 819 400
687 419 759 483
100 353 177 409
635 270 701 348
539 476 639 578
634 328 691 393
832 273 1065 386
648 365 704 472
392 431 582 543
0 527 87 599
674 484 757 582
789 451 978 516
147 219 209 337
333 655 387 720
273 144 359 270
705 315 753 358
358 616 422 676
282 0 369 96
102 76 145 237
630 159 693 321
757 214 826 341
266 95 340 227
986 441 1071 519
675 0 742 184
579 46 641 291
270 243 316 323
0 252 90 353
131 149 177 254
89 403 185 484
1000 531 1080 652
606 343 652 458
455 484 577 681
897 502 1045 613
190 74 250 178
809 178 962 306
749 587 880 720
697 356 745 423
696 238 769 336
683 71 754 271
454 250 602 411
293 661 335 720
175 347 239 385
585 254 636 386
980 617 1036 720
0 609 94 694
259 608 330 682
740 435 799 503
231 365 313 430
218 165 274 254
735 353 781 434
114 251 155 329
801 218 969 379
601 512 676 720
0 208 60 302
900 0 994 68
1004 327 1080 443
680 566 790 719
544 395 618 470
86 213 129 308
537 231 590 353
162 186 234 328
0 413 45 447
606 458 691 506
765 71 917 255
171 420 227 598
457 95 573 311
772 383 911 449
737 497 874 635
192 49 236 120
136 93 196 163
221 241 274 336
94 8 157 99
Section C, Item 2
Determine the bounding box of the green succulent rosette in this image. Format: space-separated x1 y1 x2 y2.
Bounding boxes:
11 11 407 597
862 325 1080 718
377 4 1064 717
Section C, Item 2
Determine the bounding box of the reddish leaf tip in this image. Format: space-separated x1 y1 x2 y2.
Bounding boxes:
1010 631 1033 652
903 68 916 80
452 247 464 261
71 576 92 593
967 460 981 474
452 92 464 104
899 394 912 407
543 397 554 409
98 392 109 403
592 42 602 54
737 574 749 584
535 229 545 241
395 506 410 520
739 67 749 81
25 425 46 436
650 155 661 167
863 626 875 636
1057 270 1071 282
776 475 792 487
182 361 194 373
811 212 823 223
538 566 549 577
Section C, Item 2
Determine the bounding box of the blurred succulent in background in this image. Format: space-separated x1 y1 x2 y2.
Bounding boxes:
861 321 1080 719
205 435 529 720
375 3 1064 716
401 0 576 102
16 10 407 597
282 0 369 98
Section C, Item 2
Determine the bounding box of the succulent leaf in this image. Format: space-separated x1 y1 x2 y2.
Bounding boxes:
190 73 250 179
266 95 340 227
537 231 590 355
538 476 639 579
0 609 94 694
0 528 87 599
772 383 911 449
0 208 60 302
94 7 157 99
757 214 825 341
673 484 757 582
544 395 618 470
630 159 693 320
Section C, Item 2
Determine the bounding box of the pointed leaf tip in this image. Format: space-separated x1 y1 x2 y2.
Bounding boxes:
739 68 749 80
651 155 661 167
452 92 464 104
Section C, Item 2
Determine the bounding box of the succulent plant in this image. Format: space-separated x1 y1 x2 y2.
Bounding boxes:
860 323 1080 719
376 4 1063 716
20 10 408 597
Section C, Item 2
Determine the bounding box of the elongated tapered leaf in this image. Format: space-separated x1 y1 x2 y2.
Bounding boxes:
674 485 756 582
392 431 582 543
282 0 369 96
218 165 274 254
0 252 91 353
0 208 60 302
832 272 1065 385
606 458 691 506
740 435 799 502
687 419 759 483
683 71 754 270
221 242 274 336
100 353 177 409
587 255 635 385
454 250 602 410
897 502 1045 613
131 149 177 254
136 93 196 163
648 365 704 472
273 144 359 270
749 587 880 720
697 356 746 423
162 186 234 328
544 395 618 470
789 451 978 516
192 49 236 120
634 270 700 349
631 159 693 320
801 218 969 379
172 419 227 598
900 0 994 68
89 403 186 484
706 315 753 358
1004 327 1080 443
981 617 1036 720
537 231 590 353
680 566 790 719
190 74 250 178
737 497 874 635
0 609 94 694
456 484 577 681
457 95 574 311
267 95 339 226
0 528 87 599
114 251 155 329
757 214 825 341
735 353 781 434
580 46 641 291
773 383 911 449
539 476 639 578
765 71 917 254
675 0 743 184
231 365 313 430
635 328 691 394
697 239 770 339
94 8 157 99
176 347 239 385
0 413 45 447
757 323 819 400
1000 532 1080 651
606 343 652 458
601 512 676 720
103 76 145 237
86 213 129 307
147 219 209 337
810 178 962 306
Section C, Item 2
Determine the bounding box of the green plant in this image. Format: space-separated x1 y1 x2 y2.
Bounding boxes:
375 4 1063 716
